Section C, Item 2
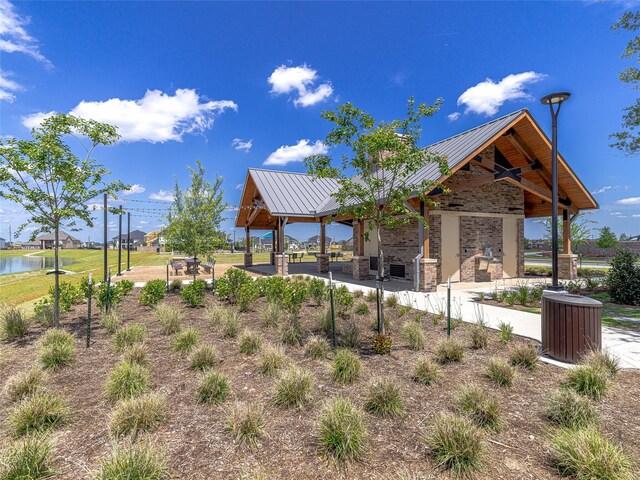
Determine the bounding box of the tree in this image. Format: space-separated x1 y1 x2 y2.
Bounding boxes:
0 114 125 326
597 226 618 249
619 232 630 241
164 160 227 279
305 97 449 334
537 213 595 249
610 10 640 155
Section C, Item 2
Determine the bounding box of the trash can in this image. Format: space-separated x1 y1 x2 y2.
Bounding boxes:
541 293 602 363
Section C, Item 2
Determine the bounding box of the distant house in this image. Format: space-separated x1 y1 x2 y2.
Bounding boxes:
21 241 42 250
0 237 5 250
35 231 82 250
111 229 147 249
307 234 332 249
144 229 167 247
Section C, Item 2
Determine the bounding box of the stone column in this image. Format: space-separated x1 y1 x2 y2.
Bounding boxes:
419 258 438 292
558 253 578 280
275 253 288 276
244 252 253 267
316 253 329 273
352 256 370 280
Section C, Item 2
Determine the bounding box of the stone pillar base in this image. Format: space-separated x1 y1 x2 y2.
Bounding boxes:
270 251 275 265
244 252 253 267
352 256 370 280
275 253 288 276
419 258 438 292
316 253 329 273
559 254 578 280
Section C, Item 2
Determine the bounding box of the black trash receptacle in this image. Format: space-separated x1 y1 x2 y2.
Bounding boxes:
541 293 602 363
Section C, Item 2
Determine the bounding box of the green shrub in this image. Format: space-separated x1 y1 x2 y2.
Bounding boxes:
114 324 146 352
469 323 488 350
371 333 392 354
109 393 166 437
398 304 411 316
96 281 126 310
189 344 218 371
225 401 266 448
401 321 425 350
197 370 230 405
4 368 46 402
216 268 251 304
273 365 314 408
427 414 485 475
317 308 333 336
237 281 259 312
221 311 242 338
435 338 465 364
238 330 262 355
551 427 636 480
545 389 597 429
259 343 287 376
38 329 75 370
138 279 166 306
260 275 287 303
334 286 354 316
486 357 516 387
340 318 360 348
155 303 182 334
122 343 148 366
457 385 501 431
309 278 327 305
304 336 329 360
363 377 405 417
566 365 610 400
33 300 54 327
318 396 367 462
278 316 304 346
172 327 200 353
384 293 399 309
46 281 83 313
9 390 70 436
355 302 369 315
581 350 620 378
260 302 281 327
498 321 513 343
412 357 442 385
1 306 29 341
0 435 55 480
100 309 122 335
509 343 539 370
117 280 135 296
180 279 207 307
169 279 183 291
606 249 640 306
365 290 377 303
105 361 150 401
331 349 362 384
95 443 168 480
282 281 308 317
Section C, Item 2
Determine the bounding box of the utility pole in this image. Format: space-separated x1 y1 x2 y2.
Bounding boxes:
117 205 122 276
103 193 107 282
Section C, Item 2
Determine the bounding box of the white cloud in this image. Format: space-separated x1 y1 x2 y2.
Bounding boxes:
139 220 148 225
22 110 54 130
264 139 328 166
149 190 174 202
235 183 244 190
123 184 145 195
592 185 627 195
232 138 253 152
632 214 640 218
447 112 461 122
0 70 22 102
610 212 623 216
268 64 333 107
456 71 546 116
0 0 51 65
22 89 238 143
616 197 640 205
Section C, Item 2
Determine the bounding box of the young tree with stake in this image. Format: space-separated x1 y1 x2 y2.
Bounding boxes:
0 114 127 326
305 98 449 334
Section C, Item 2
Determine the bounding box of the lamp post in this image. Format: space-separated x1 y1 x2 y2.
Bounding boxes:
541 91 571 291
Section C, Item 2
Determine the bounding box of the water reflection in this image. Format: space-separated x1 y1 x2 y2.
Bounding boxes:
0 255 75 275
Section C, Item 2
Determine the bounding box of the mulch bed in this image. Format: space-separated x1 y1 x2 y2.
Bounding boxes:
1 288 639 479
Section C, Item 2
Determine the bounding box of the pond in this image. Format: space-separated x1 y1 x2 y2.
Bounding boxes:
0 254 75 275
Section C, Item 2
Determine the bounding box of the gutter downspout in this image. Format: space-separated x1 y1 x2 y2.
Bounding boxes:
405 201 423 292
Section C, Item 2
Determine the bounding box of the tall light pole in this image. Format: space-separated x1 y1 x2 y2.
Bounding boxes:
541 91 571 290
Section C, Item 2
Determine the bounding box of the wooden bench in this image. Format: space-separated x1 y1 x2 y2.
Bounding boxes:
201 264 212 274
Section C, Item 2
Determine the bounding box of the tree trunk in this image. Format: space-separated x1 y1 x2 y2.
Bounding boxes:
193 253 197 282
53 226 60 327
376 226 385 335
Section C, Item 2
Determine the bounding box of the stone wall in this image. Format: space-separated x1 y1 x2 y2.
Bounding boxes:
379 218 420 281
459 216 503 282
517 218 525 278
428 214 442 282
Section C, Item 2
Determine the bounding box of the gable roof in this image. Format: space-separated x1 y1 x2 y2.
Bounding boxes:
36 231 81 242
112 230 147 242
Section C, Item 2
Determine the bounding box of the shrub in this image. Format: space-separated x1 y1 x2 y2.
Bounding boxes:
169 279 183 291
308 278 327 305
9 390 69 435
259 343 287 376
45 281 82 313
237 281 259 312
100 309 122 335
1 306 29 341
188 344 218 371
109 393 166 437
122 343 148 366
363 377 405 417
318 396 367 462
486 357 516 388
398 304 411 316
33 301 54 327
273 365 314 408
282 281 308 317
181 279 207 307
96 281 125 310
412 357 442 385
278 316 304 346
457 385 501 431
0 435 55 480
317 308 333 336
427 414 485 475
117 280 135 296
551 427 636 480
4 368 46 402
155 303 182 335
581 350 620 378
114 323 146 352
105 361 150 401
435 338 465 364
225 401 266 448
469 323 488 350
606 249 640 306
304 336 329 360
260 302 281 327
340 318 360 348
197 370 230 405
384 293 399 309
95 443 168 480
261 275 287 303
331 349 362 384
355 302 369 315
372 333 392 354
365 290 377 303
498 321 513 342
238 330 262 355
401 321 425 350
509 343 539 370
221 311 241 338
334 286 354 316
38 329 75 370
566 365 610 400
172 327 200 353
545 389 597 429
138 279 166 306
216 268 251 304
206 304 226 325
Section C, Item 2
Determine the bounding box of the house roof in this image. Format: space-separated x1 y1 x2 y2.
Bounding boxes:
112 230 147 242
36 231 80 242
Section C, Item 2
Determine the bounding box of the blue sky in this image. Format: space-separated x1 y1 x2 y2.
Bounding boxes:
1 0 639 244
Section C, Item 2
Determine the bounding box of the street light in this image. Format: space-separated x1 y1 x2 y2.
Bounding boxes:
541 91 571 290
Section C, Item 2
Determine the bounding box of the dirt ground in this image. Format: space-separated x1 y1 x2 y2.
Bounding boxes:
1 287 639 479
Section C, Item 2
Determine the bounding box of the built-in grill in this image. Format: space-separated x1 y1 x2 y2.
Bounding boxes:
369 256 378 271
390 264 406 278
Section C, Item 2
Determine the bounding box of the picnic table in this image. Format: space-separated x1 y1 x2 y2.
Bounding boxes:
184 258 201 275
287 252 305 263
